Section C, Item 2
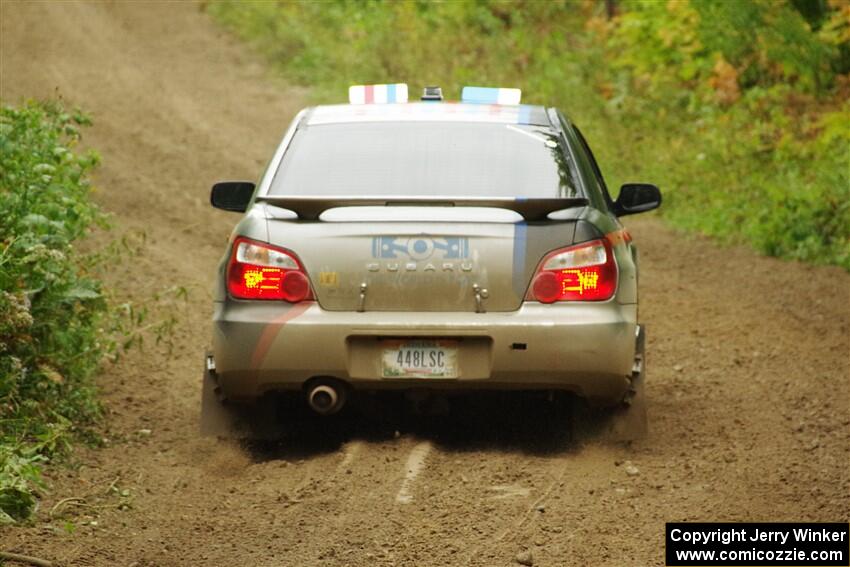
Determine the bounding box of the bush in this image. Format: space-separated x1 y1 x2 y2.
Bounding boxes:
0 101 109 522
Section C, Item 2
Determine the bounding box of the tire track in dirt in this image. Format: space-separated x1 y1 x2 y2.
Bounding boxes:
1 2 848 566
395 442 432 505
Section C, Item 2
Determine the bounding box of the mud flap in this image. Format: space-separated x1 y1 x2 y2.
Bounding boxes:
200 354 282 439
571 325 648 442
599 366 647 441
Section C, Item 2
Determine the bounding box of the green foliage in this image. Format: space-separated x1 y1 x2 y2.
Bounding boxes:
0 101 108 522
209 0 849 270
589 0 850 268
207 0 588 104
0 440 49 524
693 0 835 90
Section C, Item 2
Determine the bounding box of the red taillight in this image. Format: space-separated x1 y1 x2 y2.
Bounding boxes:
227 237 313 302
527 238 617 303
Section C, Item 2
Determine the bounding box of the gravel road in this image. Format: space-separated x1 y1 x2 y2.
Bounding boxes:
1 2 848 566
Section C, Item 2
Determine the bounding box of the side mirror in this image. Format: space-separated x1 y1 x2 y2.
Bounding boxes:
614 183 661 216
210 181 255 213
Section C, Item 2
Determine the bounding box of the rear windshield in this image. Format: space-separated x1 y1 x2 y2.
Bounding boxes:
269 122 581 198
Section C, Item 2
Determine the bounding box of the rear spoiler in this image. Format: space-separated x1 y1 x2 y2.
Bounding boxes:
254 196 589 221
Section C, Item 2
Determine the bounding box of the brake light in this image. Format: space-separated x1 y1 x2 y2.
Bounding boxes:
527 238 617 303
227 237 313 302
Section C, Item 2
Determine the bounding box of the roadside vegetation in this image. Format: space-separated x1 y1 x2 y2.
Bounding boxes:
0 102 110 524
208 0 850 269
0 102 186 525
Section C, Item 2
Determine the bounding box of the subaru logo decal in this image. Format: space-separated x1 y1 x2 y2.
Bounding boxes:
372 236 469 260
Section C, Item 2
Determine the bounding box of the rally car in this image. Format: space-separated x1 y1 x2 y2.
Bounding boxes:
202 84 660 438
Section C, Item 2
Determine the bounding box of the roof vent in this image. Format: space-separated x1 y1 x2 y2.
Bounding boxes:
420 86 443 101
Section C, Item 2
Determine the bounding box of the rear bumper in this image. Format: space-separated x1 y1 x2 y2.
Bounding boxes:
211 300 638 404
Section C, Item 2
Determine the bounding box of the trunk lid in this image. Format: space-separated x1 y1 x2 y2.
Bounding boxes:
265 207 582 312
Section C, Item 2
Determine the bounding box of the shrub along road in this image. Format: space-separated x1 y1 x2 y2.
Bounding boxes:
1 2 848 565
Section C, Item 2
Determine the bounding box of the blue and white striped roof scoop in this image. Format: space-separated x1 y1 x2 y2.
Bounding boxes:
348 83 409 104
461 86 522 105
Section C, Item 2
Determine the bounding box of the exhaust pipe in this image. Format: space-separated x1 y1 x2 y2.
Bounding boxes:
307 382 345 415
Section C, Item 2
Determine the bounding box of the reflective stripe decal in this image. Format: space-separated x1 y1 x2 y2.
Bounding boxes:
512 222 528 296
606 228 631 247
250 302 312 369
517 105 532 124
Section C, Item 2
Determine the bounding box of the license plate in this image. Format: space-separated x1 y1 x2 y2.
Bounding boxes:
381 339 458 378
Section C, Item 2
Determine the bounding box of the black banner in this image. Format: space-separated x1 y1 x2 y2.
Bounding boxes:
666 523 849 566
